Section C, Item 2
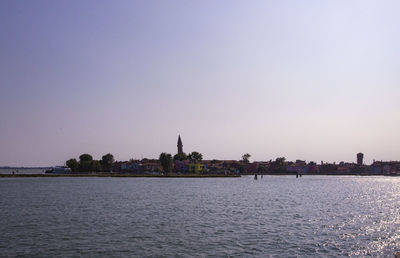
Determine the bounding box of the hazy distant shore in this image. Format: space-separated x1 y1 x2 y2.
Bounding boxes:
0 173 241 178
0 173 395 178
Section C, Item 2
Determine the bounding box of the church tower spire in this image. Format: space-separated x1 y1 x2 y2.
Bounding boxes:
177 135 183 154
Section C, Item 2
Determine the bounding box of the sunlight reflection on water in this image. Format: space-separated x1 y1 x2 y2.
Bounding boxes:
0 176 399 257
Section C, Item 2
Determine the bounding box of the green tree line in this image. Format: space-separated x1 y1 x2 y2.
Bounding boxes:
161 151 204 174
66 153 114 173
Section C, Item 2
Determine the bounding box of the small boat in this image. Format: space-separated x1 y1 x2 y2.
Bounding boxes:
46 166 71 174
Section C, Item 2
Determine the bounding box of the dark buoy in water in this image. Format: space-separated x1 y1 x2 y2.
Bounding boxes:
254 174 258 180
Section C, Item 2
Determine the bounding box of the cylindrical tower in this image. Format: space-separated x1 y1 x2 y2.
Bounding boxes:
357 153 364 165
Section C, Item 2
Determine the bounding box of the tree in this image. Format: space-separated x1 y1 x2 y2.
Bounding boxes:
173 152 187 161
276 157 286 166
79 154 93 163
257 165 266 174
79 154 93 172
274 157 286 172
159 152 173 174
66 158 79 172
242 153 251 164
90 160 102 172
101 153 114 172
210 159 220 164
188 151 203 163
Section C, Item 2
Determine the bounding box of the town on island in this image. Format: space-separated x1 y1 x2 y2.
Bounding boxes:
4 135 400 177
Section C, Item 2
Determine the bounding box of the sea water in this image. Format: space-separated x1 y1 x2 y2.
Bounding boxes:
0 176 399 257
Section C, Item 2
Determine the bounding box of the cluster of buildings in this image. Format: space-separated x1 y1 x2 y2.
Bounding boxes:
112 136 400 176
315 153 400 175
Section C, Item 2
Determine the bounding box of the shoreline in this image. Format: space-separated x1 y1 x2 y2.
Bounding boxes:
0 173 241 178
0 173 397 178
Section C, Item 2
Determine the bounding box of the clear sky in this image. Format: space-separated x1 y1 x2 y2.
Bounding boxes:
1 0 399 166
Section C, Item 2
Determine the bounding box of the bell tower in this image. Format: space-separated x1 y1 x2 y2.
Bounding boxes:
357 153 364 165
177 135 183 154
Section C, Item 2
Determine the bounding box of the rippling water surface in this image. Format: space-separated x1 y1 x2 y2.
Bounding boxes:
1 176 400 257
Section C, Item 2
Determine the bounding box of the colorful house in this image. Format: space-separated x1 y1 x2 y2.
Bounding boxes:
188 163 204 173
174 160 188 173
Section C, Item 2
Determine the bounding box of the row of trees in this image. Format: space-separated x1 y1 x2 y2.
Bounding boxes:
66 153 114 173
65 151 287 174
160 151 204 174
237 154 289 174
173 151 203 162
161 152 251 174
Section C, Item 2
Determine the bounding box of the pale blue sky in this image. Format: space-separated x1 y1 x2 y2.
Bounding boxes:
1 0 399 166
